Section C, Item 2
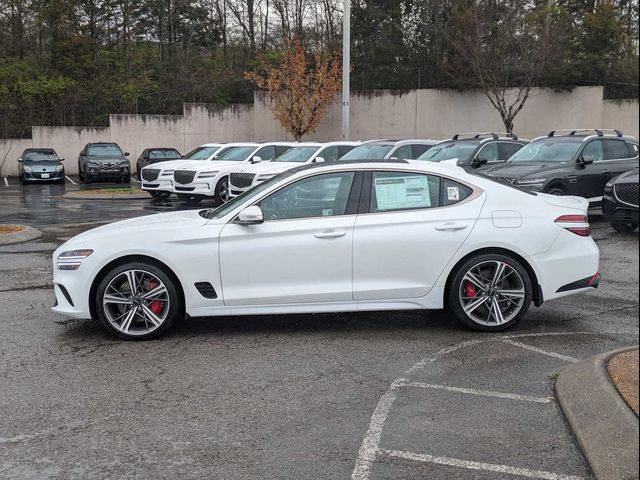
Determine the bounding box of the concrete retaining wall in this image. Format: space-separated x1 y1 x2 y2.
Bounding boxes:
0 86 637 177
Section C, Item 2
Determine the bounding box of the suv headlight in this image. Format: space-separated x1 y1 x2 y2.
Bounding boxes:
55 165 64 172
604 182 613 193
57 249 93 270
517 178 547 186
23 165 33 172
198 171 219 178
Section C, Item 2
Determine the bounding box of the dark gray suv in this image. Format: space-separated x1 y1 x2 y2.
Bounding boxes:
18 148 65 184
78 142 131 184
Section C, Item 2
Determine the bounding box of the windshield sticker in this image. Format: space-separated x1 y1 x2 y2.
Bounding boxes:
374 175 430 210
447 186 460 201
322 208 333 216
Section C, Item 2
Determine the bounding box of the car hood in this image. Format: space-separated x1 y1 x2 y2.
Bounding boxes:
85 156 128 163
63 210 208 248
23 160 62 170
612 168 639 185
483 161 569 178
148 160 208 172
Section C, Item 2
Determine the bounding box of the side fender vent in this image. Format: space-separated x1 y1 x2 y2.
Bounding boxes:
195 282 218 299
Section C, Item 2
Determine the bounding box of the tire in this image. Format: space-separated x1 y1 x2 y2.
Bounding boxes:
610 221 638 233
95 261 182 340
214 177 230 205
123 175 131 184
149 191 172 200
177 194 202 204
544 185 567 196
447 253 533 332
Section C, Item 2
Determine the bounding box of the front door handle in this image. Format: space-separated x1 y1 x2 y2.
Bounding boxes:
602 169 611 174
435 223 468 232
314 230 347 239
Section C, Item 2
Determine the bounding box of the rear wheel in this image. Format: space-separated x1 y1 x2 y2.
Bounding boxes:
448 253 533 332
95 262 182 340
610 221 638 233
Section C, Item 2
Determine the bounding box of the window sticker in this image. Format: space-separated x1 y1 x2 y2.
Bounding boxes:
374 175 430 211
322 208 333 216
447 186 460 202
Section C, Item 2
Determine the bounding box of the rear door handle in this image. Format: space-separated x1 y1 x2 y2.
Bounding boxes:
314 230 347 239
435 223 468 232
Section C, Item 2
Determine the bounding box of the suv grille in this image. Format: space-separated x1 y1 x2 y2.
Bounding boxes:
614 183 639 207
495 177 517 185
230 173 256 188
174 170 196 185
141 168 160 182
98 162 120 170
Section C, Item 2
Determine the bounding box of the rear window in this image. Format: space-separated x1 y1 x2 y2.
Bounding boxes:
149 149 181 159
603 140 632 160
442 179 473 206
370 172 441 212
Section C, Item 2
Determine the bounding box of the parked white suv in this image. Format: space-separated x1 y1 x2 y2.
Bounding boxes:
228 141 360 198
140 143 224 199
172 142 295 204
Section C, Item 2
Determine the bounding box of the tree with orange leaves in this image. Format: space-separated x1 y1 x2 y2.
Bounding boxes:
245 39 342 141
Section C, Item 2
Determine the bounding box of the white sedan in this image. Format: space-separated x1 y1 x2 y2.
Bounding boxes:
52 161 600 340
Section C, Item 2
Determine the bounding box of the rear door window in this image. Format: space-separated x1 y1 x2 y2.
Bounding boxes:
369 172 441 213
603 140 633 160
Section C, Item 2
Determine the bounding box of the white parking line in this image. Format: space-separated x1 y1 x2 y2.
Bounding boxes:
65 176 77 185
501 339 579 363
3 177 8 187
381 449 585 480
131 178 141 184
404 339 485 376
394 381 551 403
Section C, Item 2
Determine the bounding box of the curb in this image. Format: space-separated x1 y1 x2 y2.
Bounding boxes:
0 226 43 245
62 191 149 200
556 346 639 480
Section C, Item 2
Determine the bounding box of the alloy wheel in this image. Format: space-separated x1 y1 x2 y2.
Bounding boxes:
458 260 526 326
218 180 230 203
102 269 170 336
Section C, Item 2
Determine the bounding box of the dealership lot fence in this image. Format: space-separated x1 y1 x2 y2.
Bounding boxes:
0 86 638 177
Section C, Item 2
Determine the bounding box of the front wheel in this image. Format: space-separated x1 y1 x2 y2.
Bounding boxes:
448 253 533 332
95 262 183 340
214 177 230 205
149 191 172 200
544 186 567 197
610 221 638 233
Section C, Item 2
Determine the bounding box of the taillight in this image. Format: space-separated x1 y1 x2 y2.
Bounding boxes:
555 215 591 237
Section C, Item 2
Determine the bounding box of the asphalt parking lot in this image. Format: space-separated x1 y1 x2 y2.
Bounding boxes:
0 180 638 480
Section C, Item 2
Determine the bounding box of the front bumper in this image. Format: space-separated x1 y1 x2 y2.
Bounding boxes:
86 167 130 180
173 180 218 197
602 196 639 224
142 178 174 192
22 171 65 181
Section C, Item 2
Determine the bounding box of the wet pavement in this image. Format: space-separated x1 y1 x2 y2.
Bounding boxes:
0 179 638 480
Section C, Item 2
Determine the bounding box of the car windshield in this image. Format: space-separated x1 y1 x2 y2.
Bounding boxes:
23 150 57 161
87 144 123 156
214 146 257 161
183 146 220 160
340 144 394 160
509 140 582 163
149 149 180 159
273 146 320 163
200 170 296 219
418 141 479 162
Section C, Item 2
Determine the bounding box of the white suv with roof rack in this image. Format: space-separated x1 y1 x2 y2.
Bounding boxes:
172 142 295 204
140 143 224 199
228 141 360 198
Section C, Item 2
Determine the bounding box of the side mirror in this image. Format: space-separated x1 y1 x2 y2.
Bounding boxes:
124 152 130 156
473 157 488 167
17 158 23 162
251 156 262 164
314 156 326 163
579 155 594 166
236 206 264 225
58 157 65 162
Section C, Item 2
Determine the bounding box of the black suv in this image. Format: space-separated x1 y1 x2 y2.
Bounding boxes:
417 133 527 171
603 168 639 233
136 148 182 179
78 142 131 184
482 129 639 207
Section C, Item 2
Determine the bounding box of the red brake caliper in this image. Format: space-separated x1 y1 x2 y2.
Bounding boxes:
148 279 164 314
465 282 478 298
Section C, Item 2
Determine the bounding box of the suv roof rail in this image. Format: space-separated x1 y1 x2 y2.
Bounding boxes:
452 132 519 141
547 129 623 138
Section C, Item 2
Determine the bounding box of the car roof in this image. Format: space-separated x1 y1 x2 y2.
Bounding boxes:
532 129 638 143
358 139 438 146
318 141 361 147
146 147 181 150
24 148 55 152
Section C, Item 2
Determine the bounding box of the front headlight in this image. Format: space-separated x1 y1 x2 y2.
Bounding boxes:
604 182 613 193
198 171 219 179
517 178 547 186
55 165 64 172
23 166 33 172
57 249 93 270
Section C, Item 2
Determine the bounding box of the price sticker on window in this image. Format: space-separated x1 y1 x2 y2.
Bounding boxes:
447 186 460 201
